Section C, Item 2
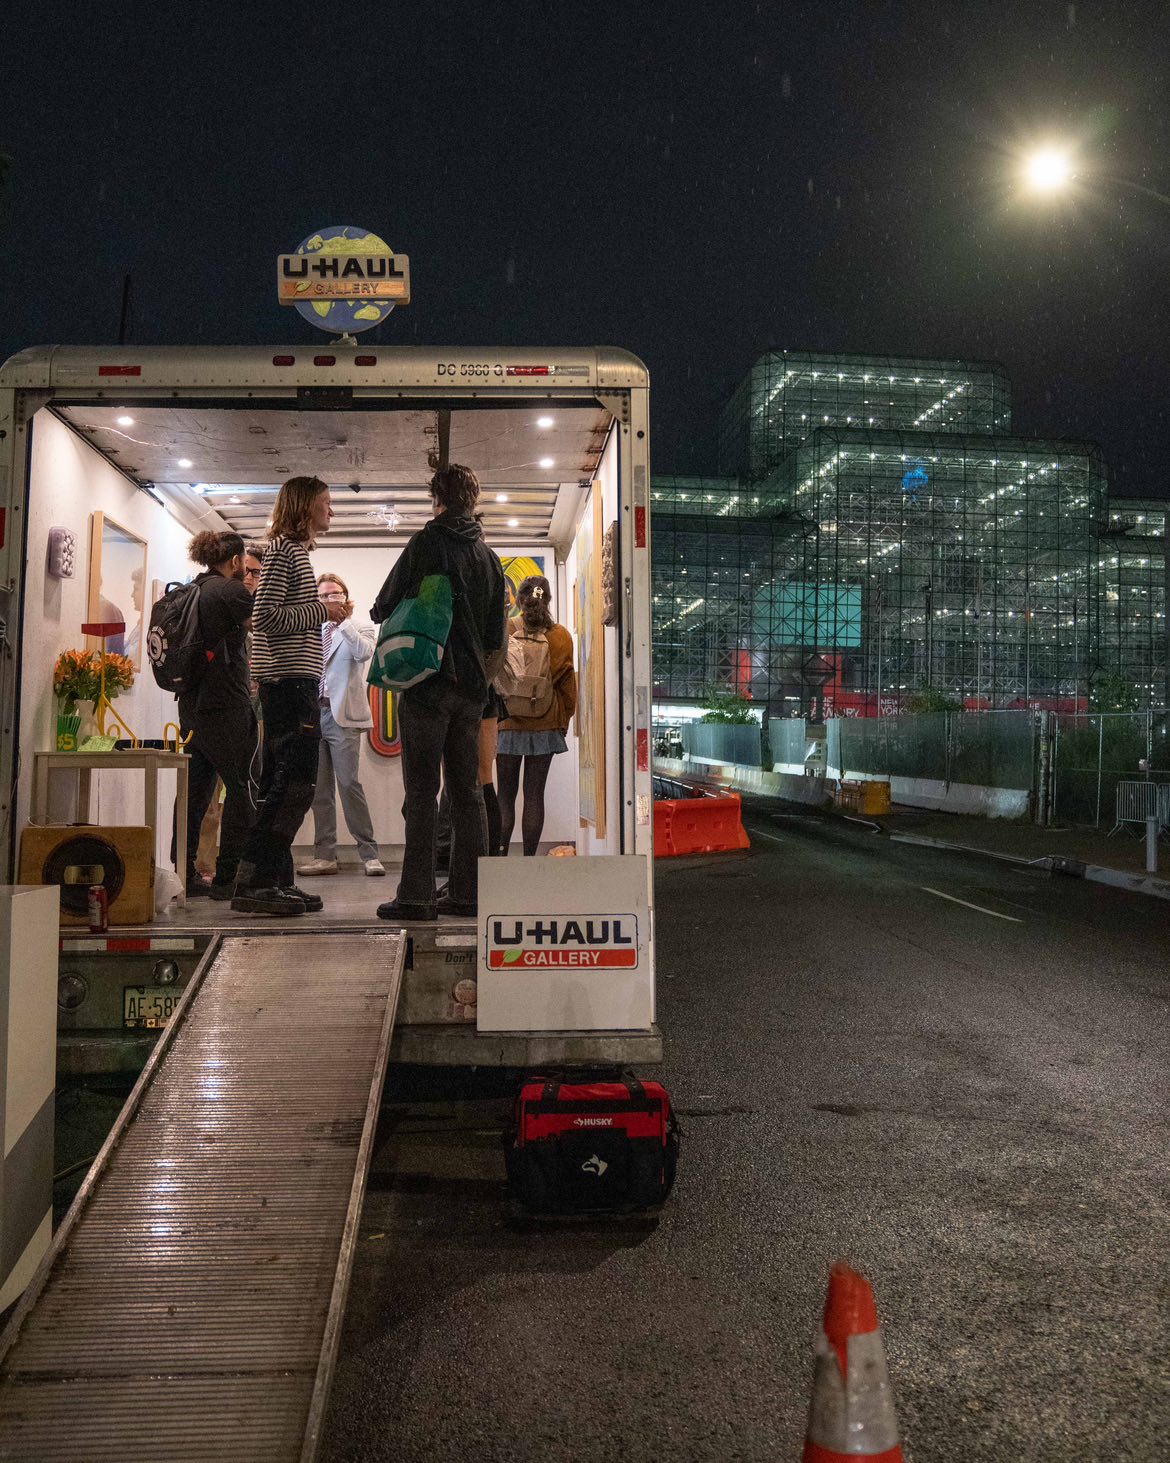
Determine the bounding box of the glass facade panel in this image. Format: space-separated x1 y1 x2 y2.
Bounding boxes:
655 353 1166 714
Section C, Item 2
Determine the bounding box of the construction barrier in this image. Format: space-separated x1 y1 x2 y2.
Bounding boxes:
803 1262 904 1462
654 790 751 858
836 779 892 816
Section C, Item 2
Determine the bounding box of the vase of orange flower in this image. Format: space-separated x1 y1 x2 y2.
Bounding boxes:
53 648 135 749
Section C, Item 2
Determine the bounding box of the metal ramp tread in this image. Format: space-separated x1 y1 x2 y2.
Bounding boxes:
0 931 407 1462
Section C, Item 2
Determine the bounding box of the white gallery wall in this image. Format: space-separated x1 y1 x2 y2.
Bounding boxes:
18 411 200 862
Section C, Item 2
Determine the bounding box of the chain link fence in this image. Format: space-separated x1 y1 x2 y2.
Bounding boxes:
1051 710 1170 829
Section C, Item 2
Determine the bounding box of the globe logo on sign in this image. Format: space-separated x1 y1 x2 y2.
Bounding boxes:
281 226 408 335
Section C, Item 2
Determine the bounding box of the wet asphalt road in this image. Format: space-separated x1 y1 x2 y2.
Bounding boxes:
321 809 1170 1462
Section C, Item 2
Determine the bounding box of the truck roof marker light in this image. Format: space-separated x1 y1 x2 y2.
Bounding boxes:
98 364 141 377
313 355 336 367
354 355 377 366
272 354 296 366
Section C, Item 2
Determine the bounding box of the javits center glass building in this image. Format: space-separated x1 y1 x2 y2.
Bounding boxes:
653 351 1165 713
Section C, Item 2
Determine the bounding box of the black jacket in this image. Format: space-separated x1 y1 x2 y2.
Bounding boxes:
371 514 506 703
178 571 253 718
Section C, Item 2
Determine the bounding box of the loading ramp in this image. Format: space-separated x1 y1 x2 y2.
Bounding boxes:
0 930 407 1462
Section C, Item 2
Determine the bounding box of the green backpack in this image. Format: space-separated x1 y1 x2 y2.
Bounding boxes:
368 573 454 691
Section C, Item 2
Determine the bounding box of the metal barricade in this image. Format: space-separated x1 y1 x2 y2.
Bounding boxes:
1111 780 1170 835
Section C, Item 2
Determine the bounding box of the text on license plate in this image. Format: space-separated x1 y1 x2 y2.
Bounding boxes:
123 986 181 1030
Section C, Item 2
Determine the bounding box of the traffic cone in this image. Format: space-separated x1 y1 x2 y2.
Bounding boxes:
802 1262 905 1462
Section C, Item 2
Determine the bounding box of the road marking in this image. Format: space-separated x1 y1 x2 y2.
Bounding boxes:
920 886 1023 922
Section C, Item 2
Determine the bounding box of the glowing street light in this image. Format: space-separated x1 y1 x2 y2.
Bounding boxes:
1025 147 1073 193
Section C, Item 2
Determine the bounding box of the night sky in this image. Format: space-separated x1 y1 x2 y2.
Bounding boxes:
2 2 1168 493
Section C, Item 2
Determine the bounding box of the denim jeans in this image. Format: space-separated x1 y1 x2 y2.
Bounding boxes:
238 678 320 889
398 680 484 908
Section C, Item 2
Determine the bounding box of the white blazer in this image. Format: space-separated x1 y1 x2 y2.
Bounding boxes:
321 618 376 728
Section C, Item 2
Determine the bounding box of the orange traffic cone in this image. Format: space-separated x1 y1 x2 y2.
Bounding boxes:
802 1262 905 1462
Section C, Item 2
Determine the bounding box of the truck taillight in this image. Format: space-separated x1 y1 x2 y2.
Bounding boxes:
313 355 336 367
98 365 141 376
354 355 377 366
272 355 296 366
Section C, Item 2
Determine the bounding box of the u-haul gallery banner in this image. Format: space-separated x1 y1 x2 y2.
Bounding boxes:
477 856 653 1032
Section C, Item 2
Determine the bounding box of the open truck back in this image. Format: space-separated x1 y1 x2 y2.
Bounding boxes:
0 343 658 1069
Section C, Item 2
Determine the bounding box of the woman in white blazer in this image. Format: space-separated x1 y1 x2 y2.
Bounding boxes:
298 573 386 877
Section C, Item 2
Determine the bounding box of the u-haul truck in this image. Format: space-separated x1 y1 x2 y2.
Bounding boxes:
0 344 658 1068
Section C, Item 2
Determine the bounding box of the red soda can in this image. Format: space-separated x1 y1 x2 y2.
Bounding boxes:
87 884 109 933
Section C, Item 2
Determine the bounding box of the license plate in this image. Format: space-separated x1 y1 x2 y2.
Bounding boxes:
123 986 181 1030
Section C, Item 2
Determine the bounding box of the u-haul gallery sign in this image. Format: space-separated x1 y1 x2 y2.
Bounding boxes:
477 856 653 1032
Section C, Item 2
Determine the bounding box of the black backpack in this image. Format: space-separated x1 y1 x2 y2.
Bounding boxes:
147 580 209 695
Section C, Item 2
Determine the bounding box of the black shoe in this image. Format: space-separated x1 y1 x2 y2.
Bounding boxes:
282 885 323 913
207 881 235 901
231 886 306 916
436 895 477 918
186 878 212 899
376 898 437 922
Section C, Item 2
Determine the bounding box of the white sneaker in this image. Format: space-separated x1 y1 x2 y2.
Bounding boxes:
363 858 387 877
296 858 339 876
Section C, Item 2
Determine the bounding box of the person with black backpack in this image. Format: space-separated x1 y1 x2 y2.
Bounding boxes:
163 530 258 898
370 464 506 921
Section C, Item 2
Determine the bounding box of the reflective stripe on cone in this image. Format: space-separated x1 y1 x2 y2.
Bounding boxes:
803 1263 905 1461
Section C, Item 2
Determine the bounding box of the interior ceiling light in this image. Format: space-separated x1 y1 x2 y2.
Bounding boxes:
229 495 242 504
507 517 519 528
496 492 509 502
177 458 193 469
536 415 554 429
116 414 134 427
538 457 554 469
192 484 207 496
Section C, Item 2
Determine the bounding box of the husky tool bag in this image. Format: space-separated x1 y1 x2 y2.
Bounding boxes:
505 1075 679 1215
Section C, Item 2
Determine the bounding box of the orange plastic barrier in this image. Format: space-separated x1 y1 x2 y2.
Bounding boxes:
654 791 751 857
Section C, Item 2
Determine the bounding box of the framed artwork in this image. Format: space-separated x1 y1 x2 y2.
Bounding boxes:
87 512 148 669
601 520 618 626
575 484 606 837
500 555 546 618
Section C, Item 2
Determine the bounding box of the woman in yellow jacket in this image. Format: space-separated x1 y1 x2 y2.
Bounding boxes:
496 575 577 855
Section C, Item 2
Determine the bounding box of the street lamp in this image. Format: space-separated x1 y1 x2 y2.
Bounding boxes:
1024 147 1073 193
1020 143 1170 712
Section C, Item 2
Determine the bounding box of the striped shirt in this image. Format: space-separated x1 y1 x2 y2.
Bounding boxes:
250 535 327 683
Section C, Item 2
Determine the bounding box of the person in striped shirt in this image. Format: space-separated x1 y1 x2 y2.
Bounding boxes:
231 475 346 916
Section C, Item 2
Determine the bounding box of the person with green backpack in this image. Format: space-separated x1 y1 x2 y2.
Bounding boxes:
369 464 506 920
